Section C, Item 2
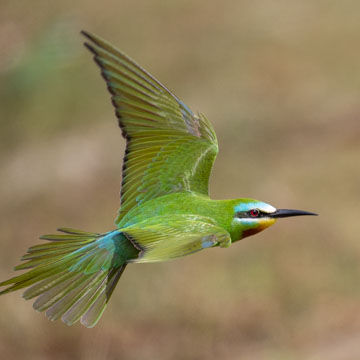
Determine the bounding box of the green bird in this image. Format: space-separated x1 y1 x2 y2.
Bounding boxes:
0 31 317 327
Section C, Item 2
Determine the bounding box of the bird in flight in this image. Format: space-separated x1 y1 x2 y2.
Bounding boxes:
0 31 317 327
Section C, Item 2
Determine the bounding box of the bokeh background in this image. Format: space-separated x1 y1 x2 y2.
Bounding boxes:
1 1 359 359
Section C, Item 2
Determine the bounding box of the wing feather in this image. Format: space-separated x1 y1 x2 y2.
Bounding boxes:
82 31 218 223
122 214 231 263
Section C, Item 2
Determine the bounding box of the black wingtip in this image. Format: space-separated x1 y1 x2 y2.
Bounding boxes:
81 31 110 61
81 31 98 57
80 30 92 40
83 41 97 55
80 30 104 48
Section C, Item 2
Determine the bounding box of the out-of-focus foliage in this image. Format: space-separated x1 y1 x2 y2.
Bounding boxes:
0 1 359 359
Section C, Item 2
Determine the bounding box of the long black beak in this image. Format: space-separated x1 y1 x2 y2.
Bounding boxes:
270 209 318 218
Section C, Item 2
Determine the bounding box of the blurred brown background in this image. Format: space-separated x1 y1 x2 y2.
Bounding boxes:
0 1 359 359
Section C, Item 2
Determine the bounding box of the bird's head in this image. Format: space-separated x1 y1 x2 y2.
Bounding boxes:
232 199 317 241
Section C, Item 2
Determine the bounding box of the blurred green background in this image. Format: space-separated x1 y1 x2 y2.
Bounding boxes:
1 1 359 359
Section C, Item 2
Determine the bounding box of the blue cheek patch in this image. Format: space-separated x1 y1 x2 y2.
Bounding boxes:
233 217 258 228
240 219 258 227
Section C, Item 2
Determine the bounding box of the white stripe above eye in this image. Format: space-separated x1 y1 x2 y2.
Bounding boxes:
234 201 276 214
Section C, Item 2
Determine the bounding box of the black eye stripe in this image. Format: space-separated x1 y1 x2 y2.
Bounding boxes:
236 209 266 218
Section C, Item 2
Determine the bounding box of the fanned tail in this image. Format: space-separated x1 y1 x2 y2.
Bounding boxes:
0 228 138 327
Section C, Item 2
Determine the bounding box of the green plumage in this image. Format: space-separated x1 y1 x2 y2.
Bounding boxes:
0 228 137 327
0 31 316 327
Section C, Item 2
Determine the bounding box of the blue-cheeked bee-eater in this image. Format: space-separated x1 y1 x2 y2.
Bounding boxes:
0 31 317 327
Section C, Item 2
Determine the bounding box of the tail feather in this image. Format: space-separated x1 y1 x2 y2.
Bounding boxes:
60 266 125 327
23 270 77 299
80 266 125 327
41 272 103 318
0 227 137 327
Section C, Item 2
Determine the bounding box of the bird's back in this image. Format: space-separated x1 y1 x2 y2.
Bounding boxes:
117 192 237 236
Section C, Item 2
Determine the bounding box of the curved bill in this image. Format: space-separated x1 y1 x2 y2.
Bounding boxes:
270 209 318 218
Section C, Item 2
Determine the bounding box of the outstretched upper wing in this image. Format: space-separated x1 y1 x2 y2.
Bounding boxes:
82 31 218 223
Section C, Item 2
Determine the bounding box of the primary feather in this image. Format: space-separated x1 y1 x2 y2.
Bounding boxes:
81 31 218 222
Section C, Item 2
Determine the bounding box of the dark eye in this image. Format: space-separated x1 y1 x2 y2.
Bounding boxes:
249 209 260 218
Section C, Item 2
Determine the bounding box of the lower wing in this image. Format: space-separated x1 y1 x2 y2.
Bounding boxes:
122 214 231 263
